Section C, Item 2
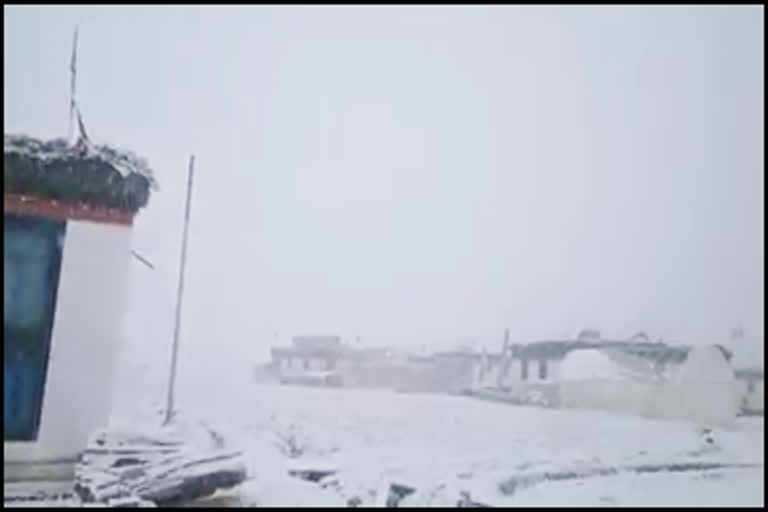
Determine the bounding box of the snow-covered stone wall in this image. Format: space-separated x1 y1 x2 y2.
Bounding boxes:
494 358 562 398
4 220 132 482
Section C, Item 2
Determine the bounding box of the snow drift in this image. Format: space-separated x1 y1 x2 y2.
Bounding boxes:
559 346 739 425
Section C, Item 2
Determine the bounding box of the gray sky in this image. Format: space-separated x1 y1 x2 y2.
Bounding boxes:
4 6 764 377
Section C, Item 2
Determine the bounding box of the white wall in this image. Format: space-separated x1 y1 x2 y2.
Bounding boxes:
559 346 740 425
474 360 500 389
536 359 560 383
736 378 765 413
560 380 739 425
308 357 327 372
498 358 561 389
279 356 328 374
5 220 132 481
748 380 764 412
500 359 522 387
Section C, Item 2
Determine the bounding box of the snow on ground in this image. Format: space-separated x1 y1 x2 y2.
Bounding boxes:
498 467 764 508
109 365 764 507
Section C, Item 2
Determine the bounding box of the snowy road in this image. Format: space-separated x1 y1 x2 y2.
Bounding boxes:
110 376 764 507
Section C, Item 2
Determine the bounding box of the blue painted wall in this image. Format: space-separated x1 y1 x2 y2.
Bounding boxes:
4 214 65 441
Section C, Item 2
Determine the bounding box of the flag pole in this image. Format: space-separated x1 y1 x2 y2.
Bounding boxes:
164 155 195 426
68 25 79 142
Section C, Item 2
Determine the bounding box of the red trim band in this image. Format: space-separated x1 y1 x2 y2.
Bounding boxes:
4 194 134 226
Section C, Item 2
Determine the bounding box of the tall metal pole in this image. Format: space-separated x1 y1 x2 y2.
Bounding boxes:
68 25 79 142
164 156 195 426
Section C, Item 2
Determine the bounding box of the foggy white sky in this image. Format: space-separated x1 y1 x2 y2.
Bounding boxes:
4 6 764 375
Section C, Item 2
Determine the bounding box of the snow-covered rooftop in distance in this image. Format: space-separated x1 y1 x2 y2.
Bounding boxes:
504 339 737 371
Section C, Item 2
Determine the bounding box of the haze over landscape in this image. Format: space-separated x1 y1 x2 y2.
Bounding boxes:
4 5 763 381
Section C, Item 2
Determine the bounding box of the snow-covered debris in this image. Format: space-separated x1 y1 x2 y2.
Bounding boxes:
73 423 246 507
4 482 81 508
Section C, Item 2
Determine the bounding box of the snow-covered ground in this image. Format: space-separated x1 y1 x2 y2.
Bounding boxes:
109 365 764 507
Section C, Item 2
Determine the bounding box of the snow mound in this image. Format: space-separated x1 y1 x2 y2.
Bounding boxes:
668 345 736 384
558 346 739 425
560 349 624 381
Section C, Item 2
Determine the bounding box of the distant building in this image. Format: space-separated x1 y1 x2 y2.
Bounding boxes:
432 351 485 394
728 334 764 416
337 354 438 393
576 328 601 343
269 337 440 391
734 368 764 416
291 335 343 351
469 334 739 424
271 336 345 384
628 331 651 343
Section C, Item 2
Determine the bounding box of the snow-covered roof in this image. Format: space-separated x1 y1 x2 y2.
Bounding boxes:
292 336 342 349
272 346 344 359
4 133 157 213
513 340 732 365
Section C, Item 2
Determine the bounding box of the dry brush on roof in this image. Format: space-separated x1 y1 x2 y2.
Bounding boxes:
4 134 157 213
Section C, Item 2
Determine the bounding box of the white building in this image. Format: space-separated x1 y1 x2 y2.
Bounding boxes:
729 337 764 416
478 335 739 424
4 134 156 485
734 369 764 415
493 340 578 406
270 336 345 383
